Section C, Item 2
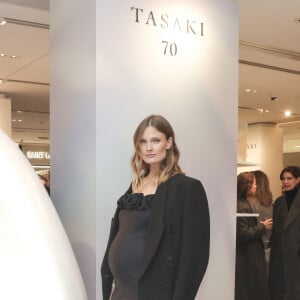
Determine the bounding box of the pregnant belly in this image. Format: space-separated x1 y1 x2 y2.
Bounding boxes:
108 230 146 283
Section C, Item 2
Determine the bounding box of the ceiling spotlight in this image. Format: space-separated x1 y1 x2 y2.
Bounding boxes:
285 110 292 117
0 53 6 57
257 108 269 113
0 17 7 26
244 89 258 94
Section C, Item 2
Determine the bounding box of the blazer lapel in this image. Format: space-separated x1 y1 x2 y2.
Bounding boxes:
284 188 300 230
138 180 168 279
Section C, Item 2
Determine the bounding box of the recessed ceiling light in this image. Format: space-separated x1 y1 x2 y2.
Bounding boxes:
0 53 6 57
256 108 269 113
10 55 17 58
285 110 292 117
17 119 23 122
244 89 258 93
0 17 7 26
295 146 300 148
12 119 16 122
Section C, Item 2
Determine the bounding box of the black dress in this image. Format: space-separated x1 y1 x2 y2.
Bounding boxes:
108 193 153 300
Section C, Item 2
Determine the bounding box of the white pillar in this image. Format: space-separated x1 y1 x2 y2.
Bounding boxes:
0 94 11 137
50 1 96 299
51 0 238 299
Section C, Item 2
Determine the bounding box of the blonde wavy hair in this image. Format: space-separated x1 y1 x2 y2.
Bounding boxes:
131 115 183 190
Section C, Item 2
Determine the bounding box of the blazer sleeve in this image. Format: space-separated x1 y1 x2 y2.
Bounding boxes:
172 179 210 300
269 197 281 247
236 201 266 243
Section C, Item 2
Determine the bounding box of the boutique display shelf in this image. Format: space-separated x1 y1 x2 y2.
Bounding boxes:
237 161 260 167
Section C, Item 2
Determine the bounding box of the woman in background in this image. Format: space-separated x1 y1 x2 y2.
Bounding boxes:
235 172 272 300
38 174 50 195
248 170 273 274
101 115 210 300
269 166 300 300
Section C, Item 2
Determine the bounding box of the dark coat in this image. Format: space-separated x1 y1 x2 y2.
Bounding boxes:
269 187 300 300
235 199 269 300
101 174 210 300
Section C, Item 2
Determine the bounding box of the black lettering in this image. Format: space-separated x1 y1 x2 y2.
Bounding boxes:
161 14 169 29
173 18 182 32
187 20 198 35
146 11 157 26
131 7 143 23
130 7 205 38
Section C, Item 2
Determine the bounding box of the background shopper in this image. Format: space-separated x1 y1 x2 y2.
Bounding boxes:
248 170 273 274
269 166 300 300
235 172 272 300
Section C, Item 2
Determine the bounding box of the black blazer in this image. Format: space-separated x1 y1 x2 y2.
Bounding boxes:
235 199 269 300
269 187 300 300
101 174 210 300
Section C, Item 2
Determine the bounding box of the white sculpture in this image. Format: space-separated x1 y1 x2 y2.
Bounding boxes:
0 130 87 300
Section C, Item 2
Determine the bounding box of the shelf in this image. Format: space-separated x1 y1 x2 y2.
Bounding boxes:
237 161 259 167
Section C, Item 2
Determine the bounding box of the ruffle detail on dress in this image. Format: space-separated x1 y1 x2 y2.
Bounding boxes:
117 193 153 210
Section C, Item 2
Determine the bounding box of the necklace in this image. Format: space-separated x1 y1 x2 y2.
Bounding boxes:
142 176 156 186
138 175 158 193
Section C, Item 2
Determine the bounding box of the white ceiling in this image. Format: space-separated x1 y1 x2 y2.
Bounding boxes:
0 0 300 149
238 0 300 151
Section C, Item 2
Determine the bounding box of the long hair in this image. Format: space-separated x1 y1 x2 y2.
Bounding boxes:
237 172 255 200
252 170 273 206
131 115 183 189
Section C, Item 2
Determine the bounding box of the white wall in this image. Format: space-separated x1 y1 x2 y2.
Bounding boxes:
0 95 11 137
51 0 238 299
96 1 238 299
239 123 283 199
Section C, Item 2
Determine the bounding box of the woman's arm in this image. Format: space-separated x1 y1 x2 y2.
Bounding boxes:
172 179 210 300
236 201 266 243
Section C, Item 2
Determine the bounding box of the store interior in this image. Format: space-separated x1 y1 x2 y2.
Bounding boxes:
0 0 300 188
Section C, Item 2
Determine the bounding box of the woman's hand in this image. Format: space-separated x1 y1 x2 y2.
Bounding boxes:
260 218 273 230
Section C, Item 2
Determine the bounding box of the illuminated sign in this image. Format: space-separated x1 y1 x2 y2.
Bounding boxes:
26 151 50 160
21 145 50 166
